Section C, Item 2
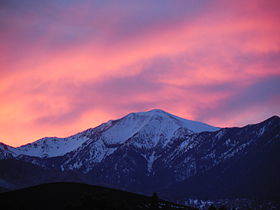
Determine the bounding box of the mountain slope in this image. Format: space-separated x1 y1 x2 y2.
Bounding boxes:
15 135 89 158
0 143 18 159
159 116 280 202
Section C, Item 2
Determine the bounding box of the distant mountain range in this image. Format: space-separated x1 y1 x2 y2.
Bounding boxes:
0 109 279 209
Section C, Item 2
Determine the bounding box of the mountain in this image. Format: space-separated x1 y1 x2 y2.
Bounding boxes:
0 110 279 208
0 182 195 210
1 109 218 158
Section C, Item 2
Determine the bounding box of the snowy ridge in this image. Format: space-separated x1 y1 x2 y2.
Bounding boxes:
15 134 89 158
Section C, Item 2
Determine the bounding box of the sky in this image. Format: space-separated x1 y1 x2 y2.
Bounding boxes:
0 0 280 147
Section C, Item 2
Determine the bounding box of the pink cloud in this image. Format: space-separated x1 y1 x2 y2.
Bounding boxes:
0 0 279 146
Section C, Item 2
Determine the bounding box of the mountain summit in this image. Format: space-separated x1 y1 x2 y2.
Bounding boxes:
97 109 219 146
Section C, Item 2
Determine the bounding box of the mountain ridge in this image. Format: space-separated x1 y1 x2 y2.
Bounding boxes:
0 110 279 208
0 109 219 158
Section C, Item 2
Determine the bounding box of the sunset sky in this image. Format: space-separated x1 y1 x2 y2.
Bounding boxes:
0 0 280 146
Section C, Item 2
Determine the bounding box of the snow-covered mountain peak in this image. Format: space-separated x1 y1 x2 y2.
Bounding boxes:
124 109 219 132
100 109 219 146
